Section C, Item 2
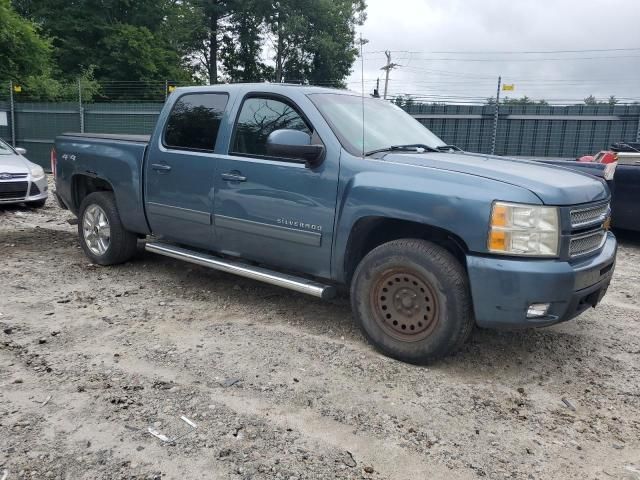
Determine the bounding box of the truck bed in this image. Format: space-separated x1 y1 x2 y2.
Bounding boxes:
61 132 150 143
55 132 151 235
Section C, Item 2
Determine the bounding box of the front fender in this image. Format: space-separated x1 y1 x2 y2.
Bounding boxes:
331 159 541 283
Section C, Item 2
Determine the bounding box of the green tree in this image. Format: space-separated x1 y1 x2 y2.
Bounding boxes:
98 24 190 83
486 96 548 105
584 95 619 105
220 0 272 82
21 66 100 101
174 0 236 84
584 95 598 105
13 0 194 83
0 0 51 80
267 0 366 86
392 95 416 109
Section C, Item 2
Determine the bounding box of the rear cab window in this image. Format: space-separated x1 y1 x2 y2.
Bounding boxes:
163 93 229 152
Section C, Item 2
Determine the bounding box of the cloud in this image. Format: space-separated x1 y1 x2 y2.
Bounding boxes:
347 0 640 104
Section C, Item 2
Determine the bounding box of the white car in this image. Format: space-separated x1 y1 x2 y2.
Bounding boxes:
0 138 48 208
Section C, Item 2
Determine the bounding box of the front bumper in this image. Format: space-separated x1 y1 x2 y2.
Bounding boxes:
467 232 617 328
0 175 48 205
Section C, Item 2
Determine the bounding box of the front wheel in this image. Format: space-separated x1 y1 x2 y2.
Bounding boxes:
351 239 473 364
78 192 138 265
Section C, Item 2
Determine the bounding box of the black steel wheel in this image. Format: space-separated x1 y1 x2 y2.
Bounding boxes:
351 239 473 364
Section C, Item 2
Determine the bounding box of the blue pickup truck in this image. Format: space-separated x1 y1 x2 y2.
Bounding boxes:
53 84 617 363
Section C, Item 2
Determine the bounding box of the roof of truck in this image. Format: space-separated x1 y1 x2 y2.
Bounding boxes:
171 83 358 96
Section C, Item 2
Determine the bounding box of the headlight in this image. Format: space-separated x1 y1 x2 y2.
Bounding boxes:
488 201 559 257
30 164 45 179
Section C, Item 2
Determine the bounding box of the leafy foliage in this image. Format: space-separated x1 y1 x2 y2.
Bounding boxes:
21 67 100 101
0 0 51 80
584 95 618 105
486 96 548 105
267 0 366 87
8 0 367 98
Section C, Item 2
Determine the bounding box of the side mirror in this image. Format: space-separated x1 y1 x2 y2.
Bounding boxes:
16 147 27 155
266 129 325 167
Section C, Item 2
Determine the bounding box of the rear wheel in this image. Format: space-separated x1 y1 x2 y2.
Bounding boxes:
351 239 473 364
78 192 138 265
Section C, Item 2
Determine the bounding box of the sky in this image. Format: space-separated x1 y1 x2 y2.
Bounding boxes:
346 0 640 104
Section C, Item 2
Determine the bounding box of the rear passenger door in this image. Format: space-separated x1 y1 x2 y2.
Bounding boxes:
213 94 339 279
145 92 228 249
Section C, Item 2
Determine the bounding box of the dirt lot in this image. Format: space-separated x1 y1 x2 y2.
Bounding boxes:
1 185 639 480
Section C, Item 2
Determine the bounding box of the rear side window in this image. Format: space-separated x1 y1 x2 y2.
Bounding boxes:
164 93 228 152
232 97 311 156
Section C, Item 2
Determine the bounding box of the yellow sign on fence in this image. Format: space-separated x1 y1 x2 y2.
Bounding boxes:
502 84 515 91
13 85 22 93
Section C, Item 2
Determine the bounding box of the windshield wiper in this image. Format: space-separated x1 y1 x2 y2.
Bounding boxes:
364 144 439 156
436 144 462 152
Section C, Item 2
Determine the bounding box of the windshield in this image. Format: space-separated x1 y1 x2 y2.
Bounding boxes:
309 93 446 156
0 138 14 155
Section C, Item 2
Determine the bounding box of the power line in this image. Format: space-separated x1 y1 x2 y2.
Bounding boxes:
365 55 640 62
365 47 640 55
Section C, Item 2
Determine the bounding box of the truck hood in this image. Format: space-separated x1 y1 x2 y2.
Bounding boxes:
0 154 29 174
379 151 608 205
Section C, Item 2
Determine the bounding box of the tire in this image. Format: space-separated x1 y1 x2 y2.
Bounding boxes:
78 192 138 265
350 239 473 364
26 198 46 208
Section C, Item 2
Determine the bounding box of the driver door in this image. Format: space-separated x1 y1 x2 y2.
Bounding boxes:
213 94 338 278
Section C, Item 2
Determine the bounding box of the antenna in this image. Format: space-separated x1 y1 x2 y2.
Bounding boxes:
358 34 368 157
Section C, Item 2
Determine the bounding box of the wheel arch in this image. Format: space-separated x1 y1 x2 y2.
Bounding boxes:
342 216 469 285
70 174 114 212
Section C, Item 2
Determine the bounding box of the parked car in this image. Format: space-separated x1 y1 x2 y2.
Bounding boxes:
578 150 617 164
53 84 616 364
543 146 640 232
0 138 48 207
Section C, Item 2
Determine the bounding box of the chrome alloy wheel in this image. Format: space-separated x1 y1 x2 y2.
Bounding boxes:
82 204 111 256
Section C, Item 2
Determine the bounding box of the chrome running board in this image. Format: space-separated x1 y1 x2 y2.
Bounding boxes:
145 241 336 300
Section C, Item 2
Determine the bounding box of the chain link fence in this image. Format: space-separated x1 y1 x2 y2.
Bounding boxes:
1 80 640 169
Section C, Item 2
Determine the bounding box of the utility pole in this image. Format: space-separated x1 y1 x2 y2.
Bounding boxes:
491 75 502 155
9 80 16 147
380 51 399 100
78 78 84 133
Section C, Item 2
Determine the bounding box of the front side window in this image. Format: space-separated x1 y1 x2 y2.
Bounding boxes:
164 93 228 152
232 97 311 156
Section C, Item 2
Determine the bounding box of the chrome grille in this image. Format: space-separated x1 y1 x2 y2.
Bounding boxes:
570 203 609 229
569 230 607 257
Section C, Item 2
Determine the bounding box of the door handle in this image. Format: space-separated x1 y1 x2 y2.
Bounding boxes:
221 172 247 182
151 163 172 172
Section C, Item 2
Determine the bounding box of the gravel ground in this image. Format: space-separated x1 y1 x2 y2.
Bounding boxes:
1 182 639 480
